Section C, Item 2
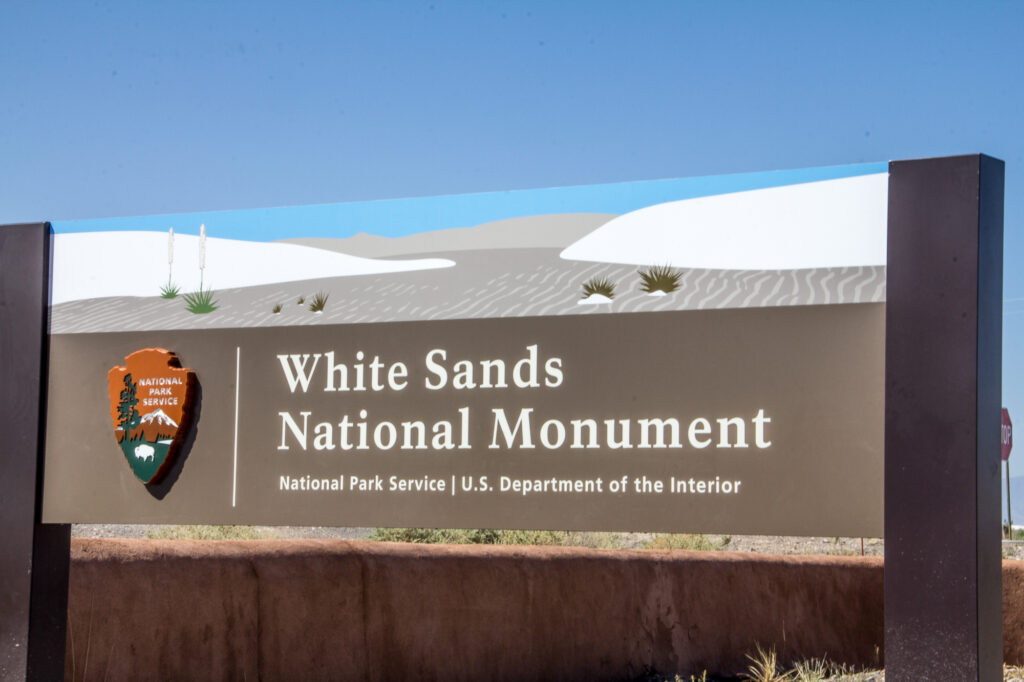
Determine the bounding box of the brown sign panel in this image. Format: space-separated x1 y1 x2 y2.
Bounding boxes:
41 168 890 536
42 304 884 535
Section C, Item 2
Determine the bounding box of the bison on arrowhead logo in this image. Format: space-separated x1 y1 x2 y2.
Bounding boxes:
107 348 197 485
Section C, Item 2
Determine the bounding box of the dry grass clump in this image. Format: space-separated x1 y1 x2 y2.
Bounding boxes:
655 665 1024 681
642 533 728 551
743 643 793 681
368 527 635 549
145 525 273 540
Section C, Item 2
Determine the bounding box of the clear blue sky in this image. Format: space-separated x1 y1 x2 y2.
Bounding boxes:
3 2 1023 469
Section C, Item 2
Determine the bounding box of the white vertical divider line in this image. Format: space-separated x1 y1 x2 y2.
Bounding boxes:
232 346 240 507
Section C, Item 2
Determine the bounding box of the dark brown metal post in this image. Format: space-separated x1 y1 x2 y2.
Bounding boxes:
0 223 70 682
1007 459 1013 537
885 155 1004 679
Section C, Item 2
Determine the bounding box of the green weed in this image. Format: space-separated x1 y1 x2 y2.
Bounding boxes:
370 528 501 544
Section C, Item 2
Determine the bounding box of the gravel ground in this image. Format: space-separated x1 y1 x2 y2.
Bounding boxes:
717 534 884 557
70 525 882 554
72 524 374 540
73 525 1024 562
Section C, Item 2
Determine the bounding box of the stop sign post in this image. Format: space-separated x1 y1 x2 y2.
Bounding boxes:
1005 408 1013 537
1003 408 1013 460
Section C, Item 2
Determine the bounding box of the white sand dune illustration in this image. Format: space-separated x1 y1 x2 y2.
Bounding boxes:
281 213 615 258
51 231 454 304
560 174 888 270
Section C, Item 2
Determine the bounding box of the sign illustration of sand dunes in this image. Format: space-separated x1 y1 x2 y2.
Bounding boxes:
49 173 887 333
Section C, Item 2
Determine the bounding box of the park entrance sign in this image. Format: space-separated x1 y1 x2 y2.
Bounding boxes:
0 155 1005 680
40 165 888 535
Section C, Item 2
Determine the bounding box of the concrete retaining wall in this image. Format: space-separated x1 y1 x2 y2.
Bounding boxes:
64 539 1024 681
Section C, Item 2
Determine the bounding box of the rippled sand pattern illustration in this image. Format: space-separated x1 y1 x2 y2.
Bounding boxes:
51 249 885 333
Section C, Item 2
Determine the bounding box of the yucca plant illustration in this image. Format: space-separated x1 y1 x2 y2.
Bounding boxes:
160 226 180 298
581 276 616 300
183 288 218 314
638 264 682 294
309 291 329 313
181 223 217 313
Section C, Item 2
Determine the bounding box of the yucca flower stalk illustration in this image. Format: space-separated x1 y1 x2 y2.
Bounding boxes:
167 227 174 285
199 223 207 292
159 226 181 298
183 223 216 312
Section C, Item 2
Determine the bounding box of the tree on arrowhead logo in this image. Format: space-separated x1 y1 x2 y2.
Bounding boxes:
107 348 197 485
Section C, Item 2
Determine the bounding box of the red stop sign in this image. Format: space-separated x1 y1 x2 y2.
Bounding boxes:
1003 408 1013 461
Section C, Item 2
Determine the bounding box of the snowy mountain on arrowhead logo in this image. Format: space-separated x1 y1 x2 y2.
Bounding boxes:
124 408 181 443
141 408 178 427
107 348 197 485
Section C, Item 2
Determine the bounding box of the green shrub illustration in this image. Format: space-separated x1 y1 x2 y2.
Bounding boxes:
183 288 218 314
309 291 329 313
160 282 181 299
272 303 283 314
581 276 616 300
638 265 682 294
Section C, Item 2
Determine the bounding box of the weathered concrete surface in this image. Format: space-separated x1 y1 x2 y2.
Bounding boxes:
63 538 1024 681
66 540 260 682
1004 561 1024 663
65 539 895 681
65 540 1024 679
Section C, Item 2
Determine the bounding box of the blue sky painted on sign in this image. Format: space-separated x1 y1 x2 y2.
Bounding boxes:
3 2 1024 483
50 163 886 241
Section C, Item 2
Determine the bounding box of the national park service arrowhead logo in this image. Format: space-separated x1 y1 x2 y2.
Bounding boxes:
108 349 197 485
